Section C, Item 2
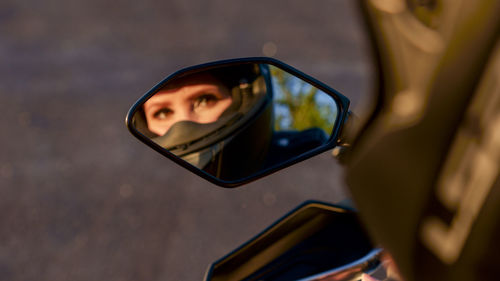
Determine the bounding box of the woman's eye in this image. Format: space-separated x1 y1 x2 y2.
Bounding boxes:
153 108 173 120
194 94 218 108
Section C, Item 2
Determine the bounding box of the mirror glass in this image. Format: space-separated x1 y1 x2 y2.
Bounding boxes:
130 63 340 182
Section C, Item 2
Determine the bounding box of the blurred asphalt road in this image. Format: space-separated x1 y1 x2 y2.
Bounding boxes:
0 0 372 280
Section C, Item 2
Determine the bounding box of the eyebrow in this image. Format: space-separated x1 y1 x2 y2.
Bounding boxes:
184 85 223 99
143 100 172 116
144 84 227 110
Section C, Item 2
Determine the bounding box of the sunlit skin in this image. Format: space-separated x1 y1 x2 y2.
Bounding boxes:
143 75 232 136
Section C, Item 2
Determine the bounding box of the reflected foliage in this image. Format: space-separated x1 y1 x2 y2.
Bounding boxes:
270 66 337 134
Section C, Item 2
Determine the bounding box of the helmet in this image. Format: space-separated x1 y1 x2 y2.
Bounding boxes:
133 63 275 181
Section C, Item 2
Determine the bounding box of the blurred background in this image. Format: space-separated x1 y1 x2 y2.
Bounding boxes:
0 0 373 280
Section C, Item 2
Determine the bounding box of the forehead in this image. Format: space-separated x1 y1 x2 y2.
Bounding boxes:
145 74 227 106
161 73 225 92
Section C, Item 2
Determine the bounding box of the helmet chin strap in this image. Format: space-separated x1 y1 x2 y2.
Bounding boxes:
182 142 221 169
181 136 234 171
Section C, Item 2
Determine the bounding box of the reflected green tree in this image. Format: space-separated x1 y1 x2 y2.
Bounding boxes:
271 66 337 133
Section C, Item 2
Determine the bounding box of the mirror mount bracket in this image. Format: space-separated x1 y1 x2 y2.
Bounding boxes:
332 110 357 163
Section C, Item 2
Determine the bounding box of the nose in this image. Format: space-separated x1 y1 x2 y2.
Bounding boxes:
172 107 195 124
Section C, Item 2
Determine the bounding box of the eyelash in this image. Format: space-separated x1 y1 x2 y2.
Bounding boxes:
193 94 219 108
153 108 173 120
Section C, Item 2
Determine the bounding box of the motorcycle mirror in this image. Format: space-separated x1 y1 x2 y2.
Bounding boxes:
126 58 350 187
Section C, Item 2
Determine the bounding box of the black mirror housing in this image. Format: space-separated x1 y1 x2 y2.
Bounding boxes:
126 57 350 187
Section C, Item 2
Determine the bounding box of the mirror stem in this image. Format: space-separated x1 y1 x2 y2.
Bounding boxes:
332 111 357 162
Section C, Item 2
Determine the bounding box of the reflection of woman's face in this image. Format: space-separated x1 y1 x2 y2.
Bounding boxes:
143 76 232 136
